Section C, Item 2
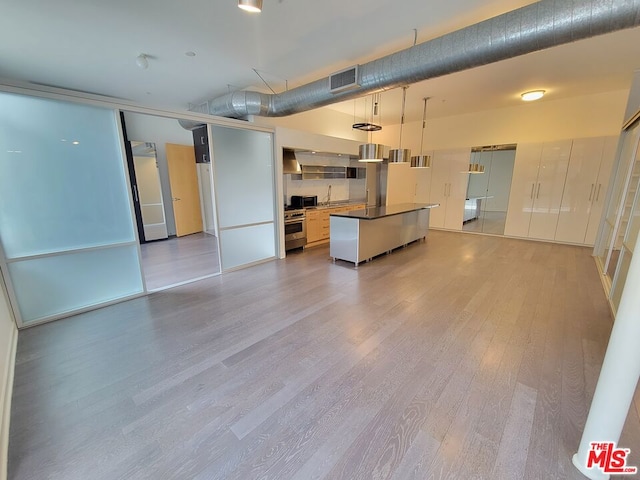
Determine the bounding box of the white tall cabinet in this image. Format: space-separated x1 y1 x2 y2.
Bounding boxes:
429 148 471 230
555 136 617 245
505 140 572 240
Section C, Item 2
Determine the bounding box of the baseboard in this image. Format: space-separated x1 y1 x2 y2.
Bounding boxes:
0 326 18 480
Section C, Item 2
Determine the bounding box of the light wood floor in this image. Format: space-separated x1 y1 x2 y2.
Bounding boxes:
462 211 507 235
8 231 640 480
140 232 220 291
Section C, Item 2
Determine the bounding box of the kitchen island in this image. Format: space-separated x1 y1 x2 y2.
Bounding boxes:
329 203 439 267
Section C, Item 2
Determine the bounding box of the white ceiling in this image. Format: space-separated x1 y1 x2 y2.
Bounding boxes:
1 0 639 125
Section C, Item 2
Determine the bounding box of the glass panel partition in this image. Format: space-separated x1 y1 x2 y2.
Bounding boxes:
0 92 143 326
596 122 640 280
210 125 276 271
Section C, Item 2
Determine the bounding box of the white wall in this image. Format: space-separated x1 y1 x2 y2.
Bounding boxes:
123 112 195 236
262 108 368 142
370 90 628 151
0 284 17 480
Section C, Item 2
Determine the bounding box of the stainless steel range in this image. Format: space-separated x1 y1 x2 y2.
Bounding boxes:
284 208 306 251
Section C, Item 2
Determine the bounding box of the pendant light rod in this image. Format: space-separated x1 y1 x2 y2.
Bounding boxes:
411 96 431 168
398 86 408 150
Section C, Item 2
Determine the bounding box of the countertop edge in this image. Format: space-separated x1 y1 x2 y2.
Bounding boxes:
330 203 440 220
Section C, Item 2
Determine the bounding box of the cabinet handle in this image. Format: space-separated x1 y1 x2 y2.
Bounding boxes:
447 183 451 197
202 154 207 163
536 183 541 199
133 185 139 203
530 183 535 199
596 184 602 202
589 184 594 201
200 136 206 145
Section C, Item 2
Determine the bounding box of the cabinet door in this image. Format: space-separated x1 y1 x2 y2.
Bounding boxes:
320 210 331 239
585 136 618 245
306 211 322 243
505 143 543 237
428 151 450 228
555 137 604 244
444 148 472 230
386 162 414 205
528 140 572 240
414 151 433 203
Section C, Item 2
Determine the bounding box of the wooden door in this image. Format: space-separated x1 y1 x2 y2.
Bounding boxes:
166 143 203 237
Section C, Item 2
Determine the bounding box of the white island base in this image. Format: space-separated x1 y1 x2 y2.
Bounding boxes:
329 203 439 267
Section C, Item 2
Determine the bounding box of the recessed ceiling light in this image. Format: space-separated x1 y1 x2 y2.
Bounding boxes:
238 0 262 12
72 141 80 145
521 90 545 101
185 51 196 57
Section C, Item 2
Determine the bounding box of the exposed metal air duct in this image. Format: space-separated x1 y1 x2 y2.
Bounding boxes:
202 0 640 120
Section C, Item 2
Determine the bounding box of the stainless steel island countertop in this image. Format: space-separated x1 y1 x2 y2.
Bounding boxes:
329 202 440 220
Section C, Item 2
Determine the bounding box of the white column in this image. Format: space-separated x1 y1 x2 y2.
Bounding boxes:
573 233 640 480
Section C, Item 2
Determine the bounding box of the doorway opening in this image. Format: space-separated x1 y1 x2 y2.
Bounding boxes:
121 112 221 291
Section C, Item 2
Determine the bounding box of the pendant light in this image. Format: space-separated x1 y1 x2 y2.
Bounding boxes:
388 86 410 163
358 95 385 162
467 163 485 174
238 0 262 13
411 97 431 168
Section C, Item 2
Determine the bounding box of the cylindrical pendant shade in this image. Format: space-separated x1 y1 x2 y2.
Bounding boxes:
238 0 262 12
467 163 485 174
411 154 431 168
358 143 384 162
388 148 411 163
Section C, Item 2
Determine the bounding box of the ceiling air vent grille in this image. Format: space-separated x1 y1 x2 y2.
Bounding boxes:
330 66 359 94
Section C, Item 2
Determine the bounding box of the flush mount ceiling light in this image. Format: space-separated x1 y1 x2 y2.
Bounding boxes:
136 54 149 69
521 90 545 101
238 0 262 12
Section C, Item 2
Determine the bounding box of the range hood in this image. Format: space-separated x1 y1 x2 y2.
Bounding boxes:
283 148 302 174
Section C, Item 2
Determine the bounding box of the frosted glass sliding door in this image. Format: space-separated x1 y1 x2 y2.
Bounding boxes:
0 92 143 326
210 126 276 271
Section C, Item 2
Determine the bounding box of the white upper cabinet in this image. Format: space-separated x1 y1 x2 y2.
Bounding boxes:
555 137 617 245
504 140 572 240
429 148 471 230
